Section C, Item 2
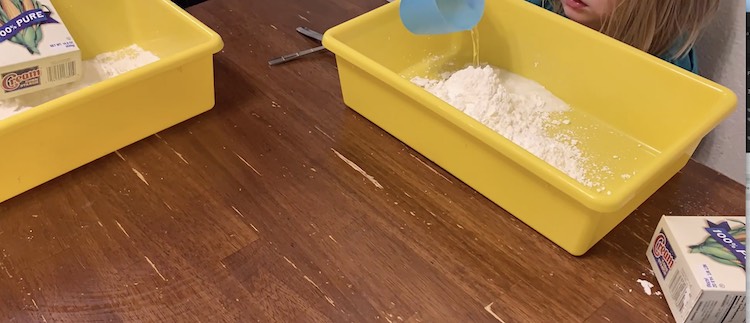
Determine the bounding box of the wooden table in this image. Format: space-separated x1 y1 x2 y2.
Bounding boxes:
0 0 744 321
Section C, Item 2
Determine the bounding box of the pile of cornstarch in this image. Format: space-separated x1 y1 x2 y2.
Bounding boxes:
0 44 159 121
412 64 595 187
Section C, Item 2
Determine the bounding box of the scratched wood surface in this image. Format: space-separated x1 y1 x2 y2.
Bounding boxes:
0 0 745 322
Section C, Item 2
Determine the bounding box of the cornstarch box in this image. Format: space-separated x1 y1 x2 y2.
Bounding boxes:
0 0 81 100
646 216 746 323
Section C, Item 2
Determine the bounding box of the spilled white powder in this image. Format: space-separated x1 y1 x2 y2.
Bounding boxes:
412 65 595 187
0 44 159 121
637 279 654 295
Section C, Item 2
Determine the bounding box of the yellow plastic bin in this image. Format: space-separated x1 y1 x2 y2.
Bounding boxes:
322 0 737 255
0 0 223 203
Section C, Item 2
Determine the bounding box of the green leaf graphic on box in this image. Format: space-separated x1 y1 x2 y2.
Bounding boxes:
689 222 746 270
0 0 46 54
0 5 22 47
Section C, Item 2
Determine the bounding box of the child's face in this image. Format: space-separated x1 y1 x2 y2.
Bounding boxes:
559 0 617 30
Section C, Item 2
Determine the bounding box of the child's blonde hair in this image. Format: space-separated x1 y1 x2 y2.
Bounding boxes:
543 0 720 60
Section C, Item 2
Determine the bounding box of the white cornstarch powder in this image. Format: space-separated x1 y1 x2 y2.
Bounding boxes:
0 44 159 121
637 279 654 296
412 64 596 187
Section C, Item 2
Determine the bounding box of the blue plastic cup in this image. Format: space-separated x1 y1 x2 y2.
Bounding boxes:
399 0 485 35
